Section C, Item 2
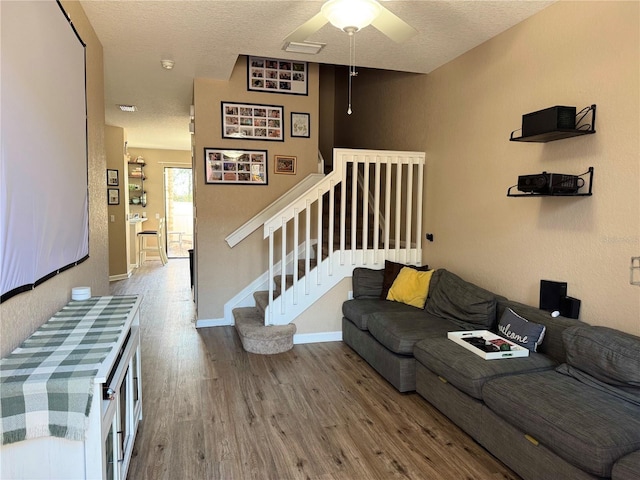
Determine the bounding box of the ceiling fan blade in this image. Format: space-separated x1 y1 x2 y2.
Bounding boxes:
284 12 329 44
370 5 417 43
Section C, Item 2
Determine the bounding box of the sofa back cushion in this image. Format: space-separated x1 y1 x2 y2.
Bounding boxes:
425 269 497 329
562 325 640 390
352 268 384 299
496 299 584 364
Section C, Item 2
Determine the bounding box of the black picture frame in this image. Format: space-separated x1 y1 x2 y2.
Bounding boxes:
107 169 119 186
247 56 308 95
107 188 120 205
221 101 284 142
291 112 310 138
204 147 268 185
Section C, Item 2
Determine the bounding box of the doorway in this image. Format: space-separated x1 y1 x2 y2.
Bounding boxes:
164 167 193 258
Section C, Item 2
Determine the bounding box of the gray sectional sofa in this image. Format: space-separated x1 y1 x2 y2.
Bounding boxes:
342 266 640 480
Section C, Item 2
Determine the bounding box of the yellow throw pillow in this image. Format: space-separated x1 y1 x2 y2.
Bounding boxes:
386 267 434 308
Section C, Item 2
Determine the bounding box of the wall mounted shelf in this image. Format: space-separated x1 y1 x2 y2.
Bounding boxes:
507 167 594 197
510 104 596 143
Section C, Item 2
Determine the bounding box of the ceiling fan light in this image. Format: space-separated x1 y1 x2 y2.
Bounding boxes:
321 0 382 33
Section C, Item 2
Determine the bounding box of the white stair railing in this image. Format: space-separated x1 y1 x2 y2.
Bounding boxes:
262 148 426 326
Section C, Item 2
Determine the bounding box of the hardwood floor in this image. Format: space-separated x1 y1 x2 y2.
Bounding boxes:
110 259 520 480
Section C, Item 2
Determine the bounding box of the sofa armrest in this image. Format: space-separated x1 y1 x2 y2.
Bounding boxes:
613 450 640 480
352 268 384 298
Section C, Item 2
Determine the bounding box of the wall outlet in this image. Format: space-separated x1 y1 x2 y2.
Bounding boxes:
155 213 160 219
110 215 115 222
348 290 353 300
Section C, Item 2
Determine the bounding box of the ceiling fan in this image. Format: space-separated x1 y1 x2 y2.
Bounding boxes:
284 0 418 45
284 0 418 115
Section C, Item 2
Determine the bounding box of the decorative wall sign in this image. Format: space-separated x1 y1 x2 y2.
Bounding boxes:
107 169 119 186
222 101 284 141
107 188 119 205
204 148 268 185
274 155 296 175
247 56 308 95
291 112 310 138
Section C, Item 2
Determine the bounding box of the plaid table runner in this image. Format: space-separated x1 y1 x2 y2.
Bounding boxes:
0 295 139 445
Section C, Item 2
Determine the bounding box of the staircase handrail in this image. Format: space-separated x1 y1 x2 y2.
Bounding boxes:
226 172 325 248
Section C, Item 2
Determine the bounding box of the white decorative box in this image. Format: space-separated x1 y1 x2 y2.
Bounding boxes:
447 330 529 360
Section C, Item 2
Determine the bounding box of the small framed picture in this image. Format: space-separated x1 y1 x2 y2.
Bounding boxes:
107 169 119 186
204 147 268 185
274 155 296 175
107 188 120 205
291 112 310 138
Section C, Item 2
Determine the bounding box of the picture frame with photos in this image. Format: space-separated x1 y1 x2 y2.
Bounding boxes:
106 169 119 186
247 56 308 95
107 188 119 205
221 101 284 141
204 148 268 185
291 112 310 138
274 155 296 175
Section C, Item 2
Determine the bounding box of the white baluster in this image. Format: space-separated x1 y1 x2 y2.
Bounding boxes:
405 157 414 263
329 180 335 276
384 157 392 258
281 217 287 315
293 208 299 305
395 161 402 259
416 161 424 265
351 159 358 264
268 227 274 326
305 199 311 295
362 156 370 264
373 161 381 264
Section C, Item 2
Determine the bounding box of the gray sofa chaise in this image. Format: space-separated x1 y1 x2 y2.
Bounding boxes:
342 265 640 480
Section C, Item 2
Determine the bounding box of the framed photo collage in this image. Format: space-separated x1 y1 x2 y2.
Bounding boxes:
207 57 310 185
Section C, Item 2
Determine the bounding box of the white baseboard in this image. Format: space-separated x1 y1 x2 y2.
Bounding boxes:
109 272 131 282
196 318 233 328
293 331 342 344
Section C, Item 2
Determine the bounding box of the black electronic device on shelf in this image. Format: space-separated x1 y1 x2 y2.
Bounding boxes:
522 106 576 137
510 104 596 142
517 172 581 195
508 167 594 197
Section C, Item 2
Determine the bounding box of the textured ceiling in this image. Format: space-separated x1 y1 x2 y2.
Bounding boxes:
79 0 554 151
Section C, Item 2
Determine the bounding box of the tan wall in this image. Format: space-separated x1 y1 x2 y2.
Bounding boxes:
339 1 640 335
294 278 350 336
0 0 108 357
194 56 320 320
106 125 129 277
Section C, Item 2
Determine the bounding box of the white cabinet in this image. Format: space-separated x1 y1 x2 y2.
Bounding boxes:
0 296 143 480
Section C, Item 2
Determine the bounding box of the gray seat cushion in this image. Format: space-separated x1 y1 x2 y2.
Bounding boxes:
367 311 468 355
342 298 422 331
414 336 557 399
483 370 640 477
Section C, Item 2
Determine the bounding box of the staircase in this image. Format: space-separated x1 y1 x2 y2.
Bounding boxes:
231 148 426 354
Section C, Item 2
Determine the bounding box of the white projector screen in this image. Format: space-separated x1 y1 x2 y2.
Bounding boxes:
1 0 89 302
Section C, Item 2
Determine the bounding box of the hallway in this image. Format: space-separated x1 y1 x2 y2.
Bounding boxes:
109 259 519 479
